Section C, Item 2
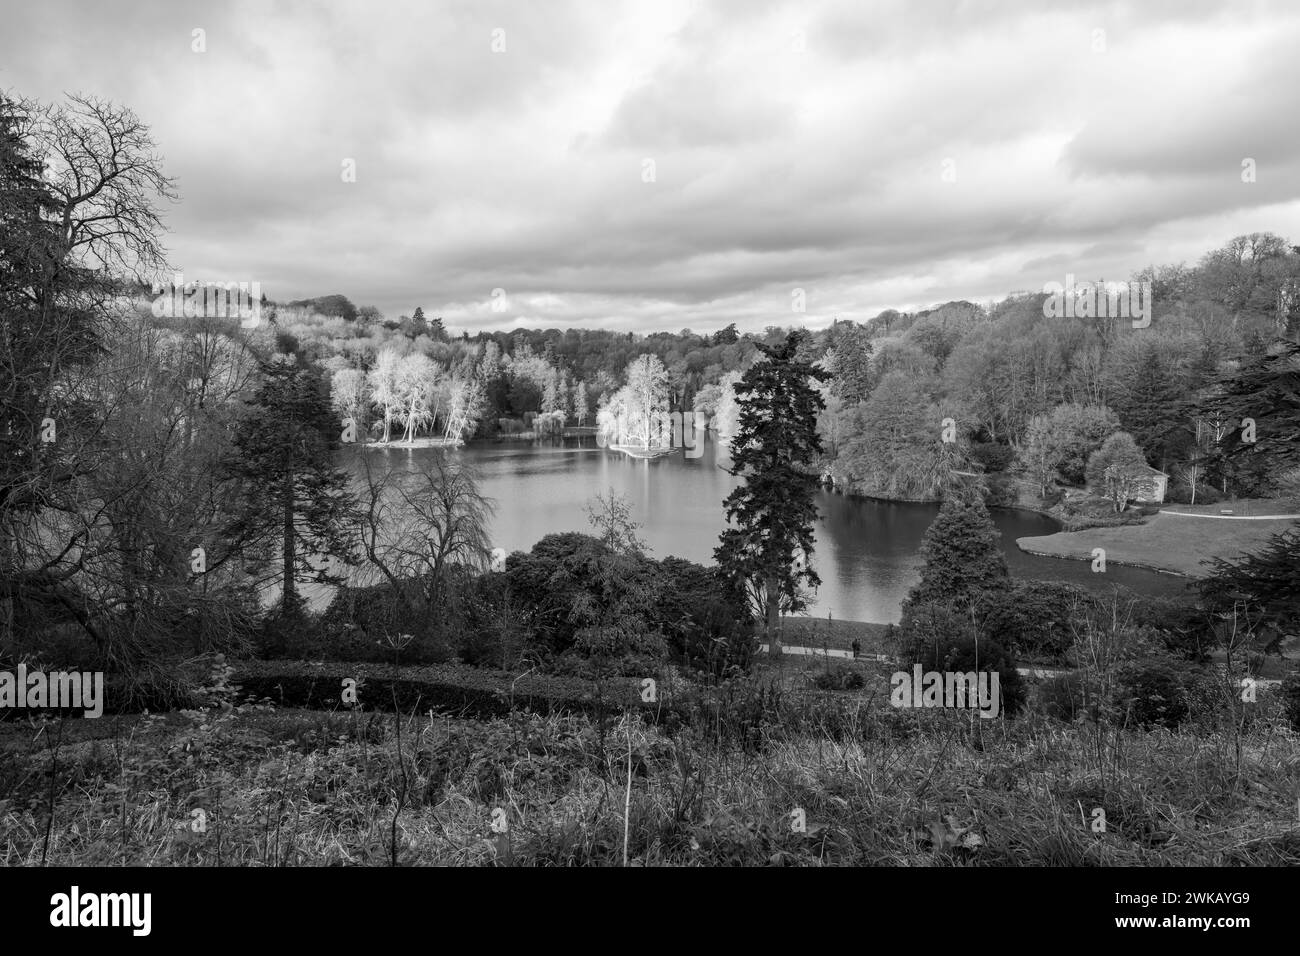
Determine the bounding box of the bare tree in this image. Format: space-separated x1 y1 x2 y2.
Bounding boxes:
585 488 647 557
355 452 495 635
33 93 177 280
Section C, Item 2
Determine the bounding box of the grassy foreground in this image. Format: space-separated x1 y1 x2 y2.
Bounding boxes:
2 684 1297 866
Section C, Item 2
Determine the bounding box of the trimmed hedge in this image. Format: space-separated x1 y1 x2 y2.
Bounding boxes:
231 659 666 721
228 661 898 746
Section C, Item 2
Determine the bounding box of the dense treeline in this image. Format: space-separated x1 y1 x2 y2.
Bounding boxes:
265 301 764 440
266 233 1300 512
816 244 1300 504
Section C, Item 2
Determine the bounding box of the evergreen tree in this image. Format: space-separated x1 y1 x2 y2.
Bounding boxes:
226 360 359 618
1200 523 1300 653
1115 345 1186 469
902 496 1008 615
1200 341 1300 492
712 323 739 346
0 93 70 523
715 330 829 655
1 94 70 646
829 322 875 405
406 306 429 339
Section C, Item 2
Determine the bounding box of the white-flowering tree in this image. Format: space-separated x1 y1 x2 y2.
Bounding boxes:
573 380 589 426
330 367 370 435
559 370 572 423
367 346 404 443
444 375 487 441
542 368 562 416
599 376 672 449
395 352 440 443
623 354 671 448
712 369 745 445
596 389 628 445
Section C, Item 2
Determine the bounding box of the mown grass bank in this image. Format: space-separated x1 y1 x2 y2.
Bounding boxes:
1016 511 1296 576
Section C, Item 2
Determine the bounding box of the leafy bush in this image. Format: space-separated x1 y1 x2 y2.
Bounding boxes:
454 571 531 669
1038 673 1091 722
652 557 755 675
969 442 1015 473
1282 670 1300 731
1164 481 1223 505
1113 657 1202 729
982 473 1020 507
975 580 1087 663
270 588 453 665
1122 594 1215 661
505 535 753 675
505 533 664 657
900 605 1027 716
811 666 866 691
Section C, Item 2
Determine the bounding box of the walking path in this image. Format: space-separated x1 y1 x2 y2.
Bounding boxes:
758 643 1070 678
1159 509 1300 520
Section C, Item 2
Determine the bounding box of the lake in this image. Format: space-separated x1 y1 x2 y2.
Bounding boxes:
322 433 1190 623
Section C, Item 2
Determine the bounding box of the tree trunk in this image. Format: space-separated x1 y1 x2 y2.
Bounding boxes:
282 470 298 617
765 576 782 658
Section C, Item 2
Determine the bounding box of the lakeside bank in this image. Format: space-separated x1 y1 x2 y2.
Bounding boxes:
1016 503 1297 577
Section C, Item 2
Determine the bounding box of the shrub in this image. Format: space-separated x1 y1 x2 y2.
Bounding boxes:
231 659 653 720
279 587 454 664
1123 594 1215 661
811 666 866 691
900 605 1026 717
969 441 1015 473
505 533 664 657
1113 657 1201 729
1282 670 1300 731
982 473 1020 508
1038 673 1090 722
975 580 1086 663
652 557 755 675
455 572 530 669
1165 481 1223 505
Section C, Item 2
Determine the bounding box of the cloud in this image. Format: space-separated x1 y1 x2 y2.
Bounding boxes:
3 0 1299 333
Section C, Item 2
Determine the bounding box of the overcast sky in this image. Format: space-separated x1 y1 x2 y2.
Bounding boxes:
4 0 1300 335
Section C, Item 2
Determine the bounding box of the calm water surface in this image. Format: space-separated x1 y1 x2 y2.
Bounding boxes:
324 434 1188 623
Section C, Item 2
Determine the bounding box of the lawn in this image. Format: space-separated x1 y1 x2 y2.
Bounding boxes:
1016 510 1297 576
